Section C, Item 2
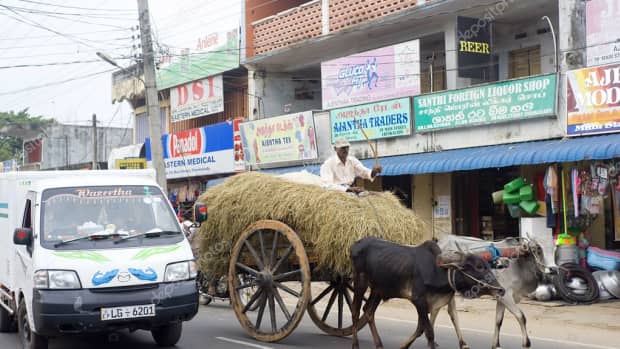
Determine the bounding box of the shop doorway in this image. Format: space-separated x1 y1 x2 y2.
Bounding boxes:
453 167 520 239
382 175 412 208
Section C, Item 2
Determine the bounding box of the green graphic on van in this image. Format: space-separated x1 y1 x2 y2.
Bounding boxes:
53 251 111 263
131 246 181 261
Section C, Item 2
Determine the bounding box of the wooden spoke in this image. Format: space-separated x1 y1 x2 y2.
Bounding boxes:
236 281 255 291
268 292 277 332
343 288 353 309
242 288 263 314
322 289 338 322
275 282 300 298
311 284 334 306
272 245 293 272
258 230 267 267
338 291 344 329
274 269 301 282
255 293 267 330
270 230 279 267
273 288 292 321
243 239 265 270
235 262 259 276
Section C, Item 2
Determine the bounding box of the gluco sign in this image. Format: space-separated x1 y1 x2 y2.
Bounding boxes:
146 122 234 179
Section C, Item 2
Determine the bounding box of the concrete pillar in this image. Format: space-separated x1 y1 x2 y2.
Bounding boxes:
247 69 262 121
557 0 586 135
443 20 470 90
322 0 330 35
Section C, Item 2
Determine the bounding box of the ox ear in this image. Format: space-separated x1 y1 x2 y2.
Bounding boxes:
436 251 464 268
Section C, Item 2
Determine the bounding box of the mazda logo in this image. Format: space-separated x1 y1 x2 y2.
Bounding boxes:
117 272 131 282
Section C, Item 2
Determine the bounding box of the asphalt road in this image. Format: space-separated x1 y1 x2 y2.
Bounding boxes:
0 301 614 349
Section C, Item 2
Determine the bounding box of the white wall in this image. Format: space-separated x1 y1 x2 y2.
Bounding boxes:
253 71 322 119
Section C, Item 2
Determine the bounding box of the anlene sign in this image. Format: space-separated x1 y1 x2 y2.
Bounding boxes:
145 122 234 179
170 75 224 122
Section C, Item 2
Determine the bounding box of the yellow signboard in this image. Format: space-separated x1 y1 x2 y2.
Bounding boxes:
115 159 146 170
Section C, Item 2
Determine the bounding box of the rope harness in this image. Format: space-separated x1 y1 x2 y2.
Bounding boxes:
446 267 505 294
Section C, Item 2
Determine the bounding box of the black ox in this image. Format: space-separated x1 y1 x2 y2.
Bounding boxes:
350 237 505 349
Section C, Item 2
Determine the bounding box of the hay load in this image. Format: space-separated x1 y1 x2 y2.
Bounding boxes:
196 171 430 276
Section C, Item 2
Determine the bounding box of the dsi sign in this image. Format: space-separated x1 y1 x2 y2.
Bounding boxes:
145 122 234 179
330 97 411 142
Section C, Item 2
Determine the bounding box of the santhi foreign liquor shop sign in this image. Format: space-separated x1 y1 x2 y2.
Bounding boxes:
414 74 557 132
330 97 411 142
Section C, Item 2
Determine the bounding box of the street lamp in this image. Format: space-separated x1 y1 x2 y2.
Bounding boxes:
96 51 168 192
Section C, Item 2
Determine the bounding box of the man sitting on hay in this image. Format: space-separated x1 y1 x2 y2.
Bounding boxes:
320 137 382 193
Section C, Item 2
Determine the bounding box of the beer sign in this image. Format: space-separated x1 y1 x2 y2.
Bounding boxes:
457 16 492 79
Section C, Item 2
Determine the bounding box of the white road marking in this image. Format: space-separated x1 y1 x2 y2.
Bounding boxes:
216 336 274 349
375 315 618 349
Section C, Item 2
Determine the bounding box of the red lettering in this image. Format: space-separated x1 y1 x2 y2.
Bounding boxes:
177 85 189 106
207 77 214 98
192 81 204 101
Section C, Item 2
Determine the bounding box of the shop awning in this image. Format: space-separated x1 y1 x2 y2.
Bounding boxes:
262 134 620 176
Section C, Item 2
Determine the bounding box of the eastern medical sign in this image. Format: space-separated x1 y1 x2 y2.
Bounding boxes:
170 75 224 122
329 97 411 142
321 39 420 110
156 29 239 90
587 0 620 67
239 112 318 165
145 122 234 179
414 74 557 132
567 63 620 136
457 16 492 79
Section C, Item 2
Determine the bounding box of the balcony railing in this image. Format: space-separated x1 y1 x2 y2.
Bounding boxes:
329 0 419 32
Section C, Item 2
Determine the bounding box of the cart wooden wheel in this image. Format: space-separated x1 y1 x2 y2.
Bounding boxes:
307 275 369 336
228 220 311 342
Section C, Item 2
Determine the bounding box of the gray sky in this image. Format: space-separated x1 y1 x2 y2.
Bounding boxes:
0 0 241 130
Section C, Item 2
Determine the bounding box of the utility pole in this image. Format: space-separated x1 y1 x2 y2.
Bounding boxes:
137 0 167 192
92 113 98 170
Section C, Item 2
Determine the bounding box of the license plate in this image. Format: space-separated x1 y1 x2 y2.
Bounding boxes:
100 304 156 321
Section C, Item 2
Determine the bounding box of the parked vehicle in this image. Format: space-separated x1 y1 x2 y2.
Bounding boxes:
0 170 199 349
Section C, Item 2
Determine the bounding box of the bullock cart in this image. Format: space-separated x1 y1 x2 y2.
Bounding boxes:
194 172 430 342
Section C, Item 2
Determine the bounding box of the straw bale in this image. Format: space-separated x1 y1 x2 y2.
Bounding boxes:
196 171 430 276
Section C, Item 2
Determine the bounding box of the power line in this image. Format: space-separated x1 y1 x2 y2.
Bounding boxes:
15 0 136 13
0 57 132 69
0 28 129 41
1 4 137 19
0 68 115 96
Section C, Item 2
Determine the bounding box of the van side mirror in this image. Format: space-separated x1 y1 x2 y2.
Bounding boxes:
193 202 207 224
14 228 33 246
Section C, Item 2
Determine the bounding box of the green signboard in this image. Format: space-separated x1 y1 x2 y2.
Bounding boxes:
414 74 557 132
330 97 411 142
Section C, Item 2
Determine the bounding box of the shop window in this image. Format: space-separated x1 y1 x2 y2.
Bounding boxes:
509 46 541 78
420 67 446 93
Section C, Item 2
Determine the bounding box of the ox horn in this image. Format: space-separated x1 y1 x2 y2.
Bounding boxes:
437 251 464 268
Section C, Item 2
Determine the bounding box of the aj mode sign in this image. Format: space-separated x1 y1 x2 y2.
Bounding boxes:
170 75 224 122
145 122 234 179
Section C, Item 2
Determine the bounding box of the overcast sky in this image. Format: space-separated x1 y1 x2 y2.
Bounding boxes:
0 0 241 130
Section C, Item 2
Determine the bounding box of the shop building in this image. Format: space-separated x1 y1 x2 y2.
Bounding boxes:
238 0 620 250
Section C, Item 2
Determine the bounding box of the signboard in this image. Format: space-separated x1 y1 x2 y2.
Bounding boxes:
115 159 146 170
170 75 224 122
145 122 234 179
156 29 239 90
567 63 620 136
329 97 411 142
414 74 557 132
457 16 492 79
233 118 245 172
587 0 620 67
321 39 420 110
239 112 318 165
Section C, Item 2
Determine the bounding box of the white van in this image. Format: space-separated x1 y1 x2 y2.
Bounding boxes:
0 170 198 349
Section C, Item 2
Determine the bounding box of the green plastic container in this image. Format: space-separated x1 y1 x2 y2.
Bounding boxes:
507 204 521 218
519 200 540 215
504 178 526 193
519 184 534 201
503 191 521 204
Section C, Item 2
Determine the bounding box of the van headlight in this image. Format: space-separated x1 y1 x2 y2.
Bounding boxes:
34 270 82 289
164 261 197 282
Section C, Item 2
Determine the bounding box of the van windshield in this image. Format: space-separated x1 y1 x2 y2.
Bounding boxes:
40 185 184 250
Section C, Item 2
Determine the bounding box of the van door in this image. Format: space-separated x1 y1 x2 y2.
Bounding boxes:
15 192 36 299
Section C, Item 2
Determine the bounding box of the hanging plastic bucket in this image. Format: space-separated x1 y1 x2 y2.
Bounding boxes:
492 190 504 204
504 178 526 192
555 244 579 266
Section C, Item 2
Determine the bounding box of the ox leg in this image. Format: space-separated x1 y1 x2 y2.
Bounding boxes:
492 300 506 349
351 273 368 349
502 297 531 348
413 299 436 349
366 292 384 349
447 296 469 349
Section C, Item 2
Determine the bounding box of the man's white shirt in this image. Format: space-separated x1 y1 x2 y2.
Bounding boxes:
320 155 373 191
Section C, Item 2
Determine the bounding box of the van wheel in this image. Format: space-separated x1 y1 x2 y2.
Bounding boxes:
17 298 48 349
151 322 182 347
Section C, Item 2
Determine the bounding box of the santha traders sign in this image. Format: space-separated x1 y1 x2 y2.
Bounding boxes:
414 74 557 132
330 97 411 143
145 122 234 179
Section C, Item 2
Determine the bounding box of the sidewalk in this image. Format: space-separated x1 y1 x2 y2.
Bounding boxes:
377 296 620 348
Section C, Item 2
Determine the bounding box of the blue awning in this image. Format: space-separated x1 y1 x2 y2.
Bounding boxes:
361 134 620 176
259 134 620 177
